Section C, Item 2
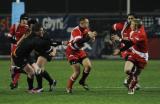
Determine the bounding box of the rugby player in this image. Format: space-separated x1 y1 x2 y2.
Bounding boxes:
66 17 97 93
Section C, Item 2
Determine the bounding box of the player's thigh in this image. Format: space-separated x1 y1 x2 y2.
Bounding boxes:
10 57 14 65
10 57 15 71
82 58 92 68
23 64 34 76
71 63 81 74
124 61 134 72
36 56 47 70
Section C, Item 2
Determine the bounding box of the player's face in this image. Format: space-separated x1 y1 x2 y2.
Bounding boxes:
130 21 136 30
80 19 89 28
127 16 135 23
39 27 44 37
20 19 28 26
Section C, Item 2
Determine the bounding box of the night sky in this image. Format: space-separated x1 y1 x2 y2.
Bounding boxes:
0 0 160 13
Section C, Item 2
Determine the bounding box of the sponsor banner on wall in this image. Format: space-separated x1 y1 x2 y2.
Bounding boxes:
0 14 160 59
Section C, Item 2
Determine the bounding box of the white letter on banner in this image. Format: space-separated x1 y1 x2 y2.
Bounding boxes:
43 17 52 30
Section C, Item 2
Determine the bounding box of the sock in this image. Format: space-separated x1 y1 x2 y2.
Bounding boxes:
27 76 34 90
11 68 26 85
41 70 53 85
67 77 75 89
129 75 138 89
79 71 90 84
125 70 133 84
35 74 43 89
12 73 20 85
11 67 20 83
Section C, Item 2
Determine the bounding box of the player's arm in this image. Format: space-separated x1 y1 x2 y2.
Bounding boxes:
50 41 63 47
112 22 124 31
111 34 133 55
6 25 17 44
130 33 145 44
49 47 56 57
111 22 124 36
120 40 133 51
17 29 31 46
112 35 133 51
119 32 145 52
35 38 58 57
113 39 133 55
16 34 26 46
72 31 97 50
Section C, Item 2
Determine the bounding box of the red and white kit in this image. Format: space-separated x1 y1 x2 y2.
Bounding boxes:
127 26 148 69
8 23 28 54
66 26 90 62
113 21 132 59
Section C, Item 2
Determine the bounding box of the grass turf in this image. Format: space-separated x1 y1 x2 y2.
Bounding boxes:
0 60 160 104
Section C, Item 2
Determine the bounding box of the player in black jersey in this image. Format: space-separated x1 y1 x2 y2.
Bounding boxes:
32 30 63 92
12 23 63 93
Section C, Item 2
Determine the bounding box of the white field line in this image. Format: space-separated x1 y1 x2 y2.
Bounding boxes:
0 86 160 89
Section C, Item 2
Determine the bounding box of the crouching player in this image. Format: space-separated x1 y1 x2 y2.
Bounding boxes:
66 17 97 93
112 19 148 94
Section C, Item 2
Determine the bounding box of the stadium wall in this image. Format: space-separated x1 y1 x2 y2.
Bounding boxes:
0 13 160 59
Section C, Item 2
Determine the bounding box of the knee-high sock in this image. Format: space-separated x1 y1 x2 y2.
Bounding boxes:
41 70 53 84
67 76 75 89
35 74 43 89
79 71 90 84
11 68 26 85
129 66 139 89
27 76 34 90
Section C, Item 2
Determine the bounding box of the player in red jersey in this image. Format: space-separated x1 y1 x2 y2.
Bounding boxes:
112 19 148 94
112 13 136 58
66 17 96 93
7 13 29 89
111 14 142 89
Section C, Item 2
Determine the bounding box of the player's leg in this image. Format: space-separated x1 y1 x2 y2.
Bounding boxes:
36 56 56 92
66 62 81 93
10 57 27 90
10 57 21 89
124 61 138 94
133 67 141 90
79 58 92 90
123 64 135 88
23 64 35 93
124 61 134 83
10 45 21 89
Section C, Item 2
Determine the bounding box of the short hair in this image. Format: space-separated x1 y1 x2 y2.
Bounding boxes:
32 23 42 32
20 13 29 20
132 19 142 28
79 17 88 22
127 13 137 18
28 18 38 27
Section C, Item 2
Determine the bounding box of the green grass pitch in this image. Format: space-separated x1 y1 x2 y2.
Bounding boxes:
0 60 160 104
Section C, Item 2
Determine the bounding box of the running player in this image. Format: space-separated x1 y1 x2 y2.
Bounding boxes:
112 19 148 94
7 13 29 89
66 17 97 93
111 14 141 89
